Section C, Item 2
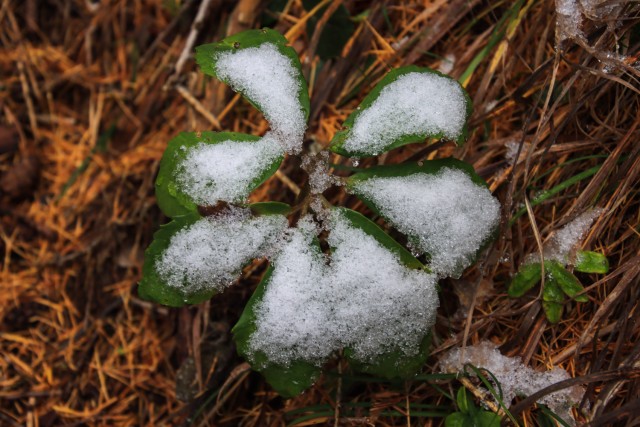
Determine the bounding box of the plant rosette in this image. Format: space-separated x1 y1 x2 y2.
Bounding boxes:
139 28 501 397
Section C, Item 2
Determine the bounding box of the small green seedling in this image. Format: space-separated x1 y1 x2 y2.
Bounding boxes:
445 388 500 427
139 28 501 396
440 342 585 426
508 209 608 323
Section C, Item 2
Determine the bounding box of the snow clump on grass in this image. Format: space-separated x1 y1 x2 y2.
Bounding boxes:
176 133 283 205
214 43 306 152
351 168 500 277
505 139 531 166
555 0 622 44
556 0 584 42
524 208 603 266
440 341 584 425
437 53 456 74
248 212 439 366
341 72 468 155
157 209 288 293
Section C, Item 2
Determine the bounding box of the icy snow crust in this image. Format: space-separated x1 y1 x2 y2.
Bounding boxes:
157 210 288 293
440 341 584 424
342 72 467 156
249 213 439 366
176 133 283 205
214 43 306 152
352 168 501 277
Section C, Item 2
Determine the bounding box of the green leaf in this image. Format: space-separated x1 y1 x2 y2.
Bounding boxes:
347 157 489 190
302 0 355 60
474 411 501 427
335 208 431 379
542 301 563 324
334 207 424 270
546 260 588 302
542 276 564 323
233 265 321 398
336 207 432 379
195 28 310 123
138 212 217 307
329 66 472 157
542 274 564 303
445 412 472 427
456 388 474 415
575 250 609 274
345 333 432 380
249 201 292 216
155 131 282 218
508 262 542 298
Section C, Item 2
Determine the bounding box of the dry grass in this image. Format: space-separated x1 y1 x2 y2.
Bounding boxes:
1 0 639 426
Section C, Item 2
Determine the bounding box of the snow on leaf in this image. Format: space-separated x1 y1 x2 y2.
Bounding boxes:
349 164 500 277
245 211 438 367
155 131 283 217
175 132 283 206
154 208 288 295
196 29 309 153
330 67 472 157
213 44 306 149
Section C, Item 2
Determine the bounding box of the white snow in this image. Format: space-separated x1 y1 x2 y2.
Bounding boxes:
156 209 288 293
248 212 439 366
214 43 306 152
555 0 622 44
556 0 583 42
351 168 501 277
526 209 603 265
175 133 283 205
301 151 341 194
581 0 622 18
341 72 468 155
505 140 531 166
440 341 584 425
437 53 456 74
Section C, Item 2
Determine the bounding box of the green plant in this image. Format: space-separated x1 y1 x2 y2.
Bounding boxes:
445 388 500 427
508 210 608 323
139 28 501 396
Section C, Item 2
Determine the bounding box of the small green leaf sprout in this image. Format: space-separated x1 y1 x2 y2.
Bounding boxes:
508 209 608 323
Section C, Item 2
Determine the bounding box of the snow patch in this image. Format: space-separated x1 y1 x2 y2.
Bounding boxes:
214 43 306 152
505 139 531 166
342 72 468 155
351 168 501 277
176 133 282 205
556 0 623 44
249 212 439 366
157 210 288 293
526 209 603 265
556 0 583 42
440 341 584 425
437 53 456 74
